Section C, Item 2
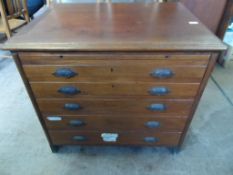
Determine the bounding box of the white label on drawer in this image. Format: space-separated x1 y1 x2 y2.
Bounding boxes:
101 133 119 142
47 116 62 121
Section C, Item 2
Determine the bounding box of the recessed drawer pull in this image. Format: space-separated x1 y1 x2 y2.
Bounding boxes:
53 68 77 78
145 121 160 128
149 87 170 96
72 136 87 142
47 116 62 121
69 120 85 127
64 103 81 111
151 68 174 78
147 104 167 112
58 86 80 95
144 137 159 143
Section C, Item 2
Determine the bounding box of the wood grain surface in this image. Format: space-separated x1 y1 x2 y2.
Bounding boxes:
30 82 200 99
3 3 226 51
49 130 181 146
37 98 194 116
19 52 210 64
44 114 187 132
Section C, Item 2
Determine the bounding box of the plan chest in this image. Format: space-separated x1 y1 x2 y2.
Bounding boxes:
4 3 226 152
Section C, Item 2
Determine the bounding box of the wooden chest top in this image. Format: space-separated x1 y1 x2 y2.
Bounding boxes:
3 2 226 51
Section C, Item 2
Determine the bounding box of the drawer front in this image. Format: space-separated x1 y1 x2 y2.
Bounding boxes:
23 60 207 83
49 130 181 146
31 82 200 99
44 115 187 132
37 98 193 116
19 52 210 65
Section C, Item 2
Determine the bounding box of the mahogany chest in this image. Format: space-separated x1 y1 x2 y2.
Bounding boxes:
3 3 226 152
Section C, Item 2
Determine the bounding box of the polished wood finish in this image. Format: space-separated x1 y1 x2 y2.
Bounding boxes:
181 0 233 40
37 98 193 116
30 82 200 99
3 3 226 152
21 53 209 84
181 0 227 33
3 3 225 51
49 130 181 146
22 54 208 82
19 52 210 64
181 0 233 65
24 65 207 83
44 115 187 132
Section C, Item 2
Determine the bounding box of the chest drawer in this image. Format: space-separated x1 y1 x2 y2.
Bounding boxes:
49 130 181 146
44 115 187 132
22 59 208 83
19 52 210 65
23 65 206 83
37 98 193 116
30 82 200 99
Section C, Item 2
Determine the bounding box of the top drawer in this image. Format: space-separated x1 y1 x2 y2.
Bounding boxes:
19 52 210 65
19 53 210 83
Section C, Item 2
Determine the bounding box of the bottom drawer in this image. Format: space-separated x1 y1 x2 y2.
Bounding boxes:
49 131 181 146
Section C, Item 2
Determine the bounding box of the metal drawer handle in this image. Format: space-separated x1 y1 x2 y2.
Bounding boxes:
58 86 80 95
151 68 174 78
149 87 170 96
145 121 160 128
64 103 81 111
53 68 77 78
147 104 167 112
72 136 87 142
69 120 85 127
144 137 159 143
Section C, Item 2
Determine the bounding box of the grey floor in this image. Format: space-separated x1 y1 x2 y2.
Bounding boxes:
1 3 233 175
